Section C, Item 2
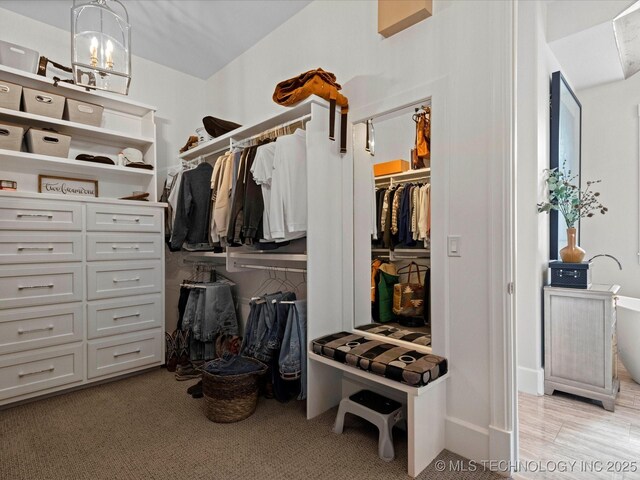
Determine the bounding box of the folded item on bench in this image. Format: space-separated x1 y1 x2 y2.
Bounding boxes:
312 332 447 388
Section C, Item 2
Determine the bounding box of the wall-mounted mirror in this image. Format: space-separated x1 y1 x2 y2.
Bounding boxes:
352 99 433 351
550 71 582 260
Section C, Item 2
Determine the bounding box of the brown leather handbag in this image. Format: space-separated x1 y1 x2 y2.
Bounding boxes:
412 108 431 169
273 68 349 153
393 262 425 318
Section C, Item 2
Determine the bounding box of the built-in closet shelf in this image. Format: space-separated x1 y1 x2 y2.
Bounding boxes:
375 167 431 184
0 64 155 116
228 252 308 263
180 96 334 161
0 149 154 179
0 107 154 149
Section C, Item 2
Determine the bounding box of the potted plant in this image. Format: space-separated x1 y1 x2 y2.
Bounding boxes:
538 164 607 263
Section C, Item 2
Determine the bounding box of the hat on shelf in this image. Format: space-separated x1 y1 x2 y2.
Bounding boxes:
75 154 115 165
120 147 153 170
202 116 241 138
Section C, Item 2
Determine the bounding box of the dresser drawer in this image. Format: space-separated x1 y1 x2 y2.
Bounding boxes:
87 329 162 379
0 303 83 354
87 204 162 232
86 234 161 261
0 200 81 231
0 344 83 401
87 294 163 339
0 233 82 264
87 262 161 300
0 265 82 309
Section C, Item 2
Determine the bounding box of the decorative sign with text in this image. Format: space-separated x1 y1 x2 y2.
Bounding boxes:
38 175 98 197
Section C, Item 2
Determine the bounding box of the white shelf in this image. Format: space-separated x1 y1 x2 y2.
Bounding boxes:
0 64 155 116
375 167 431 183
0 107 154 149
228 252 308 263
0 149 154 179
180 97 331 161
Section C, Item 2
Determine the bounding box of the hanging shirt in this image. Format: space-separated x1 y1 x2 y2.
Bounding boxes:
269 129 307 240
251 142 277 241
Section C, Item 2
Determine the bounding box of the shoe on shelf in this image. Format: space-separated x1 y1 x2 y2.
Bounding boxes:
179 135 199 153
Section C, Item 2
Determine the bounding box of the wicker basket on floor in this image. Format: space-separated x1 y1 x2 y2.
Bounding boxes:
201 357 267 423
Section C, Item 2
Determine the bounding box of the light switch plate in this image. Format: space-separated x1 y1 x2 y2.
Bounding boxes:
448 235 461 257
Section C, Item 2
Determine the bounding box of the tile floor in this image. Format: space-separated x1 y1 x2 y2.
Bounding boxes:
518 361 640 480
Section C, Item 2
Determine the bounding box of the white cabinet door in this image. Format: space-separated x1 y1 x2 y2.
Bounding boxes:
87 294 163 338
0 265 82 309
0 199 82 231
0 233 82 264
86 205 162 233
0 344 83 401
87 329 162 379
86 234 161 261
87 261 161 300
0 303 83 355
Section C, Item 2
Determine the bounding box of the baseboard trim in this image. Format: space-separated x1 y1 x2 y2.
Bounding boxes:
517 366 543 395
490 424 515 476
445 416 490 461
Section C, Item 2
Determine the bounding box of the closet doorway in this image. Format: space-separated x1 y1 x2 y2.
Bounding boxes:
352 94 439 355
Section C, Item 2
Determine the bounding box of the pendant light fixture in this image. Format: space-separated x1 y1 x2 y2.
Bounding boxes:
71 0 131 95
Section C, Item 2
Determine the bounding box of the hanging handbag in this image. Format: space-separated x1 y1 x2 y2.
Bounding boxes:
413 108 431 169
393 262 425 317
377 265 399 323
272 68 349 153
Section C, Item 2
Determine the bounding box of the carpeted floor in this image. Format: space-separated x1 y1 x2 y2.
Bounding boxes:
0 369 504 480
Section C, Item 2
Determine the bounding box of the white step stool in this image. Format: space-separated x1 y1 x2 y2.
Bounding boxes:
333 389 404 462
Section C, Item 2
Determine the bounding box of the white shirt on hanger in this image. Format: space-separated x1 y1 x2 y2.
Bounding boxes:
250 142 277 241
269 129 307 240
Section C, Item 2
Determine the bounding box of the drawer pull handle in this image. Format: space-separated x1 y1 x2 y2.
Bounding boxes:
36 95 53 104
111 245 139 250
0 85 10 93
18 366 55 378
18 325 54 334
17 213 53 219
113 348 141 358
18 284 54 290
113 276 140 283
18 246 54 251
112 216 140 223
113 312 140 320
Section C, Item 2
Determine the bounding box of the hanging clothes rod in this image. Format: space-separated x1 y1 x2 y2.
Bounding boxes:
236 264 307 274
231 114 312 150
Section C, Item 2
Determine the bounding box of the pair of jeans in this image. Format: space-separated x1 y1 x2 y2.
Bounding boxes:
253 292 296 362
204 354 264 376
278 300 307 400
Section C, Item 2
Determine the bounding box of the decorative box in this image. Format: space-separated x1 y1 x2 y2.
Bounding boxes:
0 122 25 151
25 128 71 158
0 80 22 110
0 40 39 73
64 98 104 127
373 159 410 177
22 87 65 120
549 261 592 289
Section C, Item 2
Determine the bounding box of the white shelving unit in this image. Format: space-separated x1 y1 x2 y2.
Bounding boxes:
374 167 430 186
0 64 157 201
0 65 165 408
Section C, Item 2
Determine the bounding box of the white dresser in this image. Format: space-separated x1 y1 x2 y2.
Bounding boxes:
0 194 165 406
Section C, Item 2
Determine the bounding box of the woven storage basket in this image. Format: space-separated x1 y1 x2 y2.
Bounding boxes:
202 357 267 423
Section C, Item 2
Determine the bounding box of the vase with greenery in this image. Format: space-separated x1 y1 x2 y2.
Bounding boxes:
538 164 607 263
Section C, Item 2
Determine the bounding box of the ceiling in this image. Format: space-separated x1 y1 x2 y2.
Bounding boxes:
0 0 312 80
546 0 636 91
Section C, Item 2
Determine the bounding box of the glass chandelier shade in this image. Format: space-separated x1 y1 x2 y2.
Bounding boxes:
71 0 131 95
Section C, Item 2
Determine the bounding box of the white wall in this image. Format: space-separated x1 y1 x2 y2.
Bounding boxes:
579 74 640 296
0 7 209 181
515 0 565 396
204 0 515 464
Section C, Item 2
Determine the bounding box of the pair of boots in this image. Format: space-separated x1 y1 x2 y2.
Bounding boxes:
165 330 190 372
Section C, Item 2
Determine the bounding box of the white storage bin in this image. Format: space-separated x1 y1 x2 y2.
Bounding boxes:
22 87 65 120
0 123 24 152
0 41 39 74
0 80 22 111
25 128 71 158
64 98 104 127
